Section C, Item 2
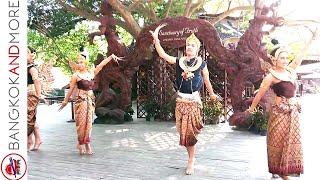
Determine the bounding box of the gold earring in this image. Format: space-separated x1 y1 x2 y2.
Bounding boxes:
271 57 276 66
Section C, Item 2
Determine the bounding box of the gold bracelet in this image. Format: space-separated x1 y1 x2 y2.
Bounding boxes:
154 39 160 44
209 94 217 102
247 108 254 114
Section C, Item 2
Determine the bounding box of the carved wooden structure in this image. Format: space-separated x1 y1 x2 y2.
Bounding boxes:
90 0 283 125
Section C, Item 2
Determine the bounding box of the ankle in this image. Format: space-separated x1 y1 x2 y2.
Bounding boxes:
188 157 195 162
185 160 195 175
78 145 86 155
279 175 289 180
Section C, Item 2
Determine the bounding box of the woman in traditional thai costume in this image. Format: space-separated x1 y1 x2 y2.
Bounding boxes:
27 46 42 151
150 24 219 175
247 31 318 180
59 50 122 155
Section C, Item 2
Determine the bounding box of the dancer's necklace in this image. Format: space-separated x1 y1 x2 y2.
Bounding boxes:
179 56 202 72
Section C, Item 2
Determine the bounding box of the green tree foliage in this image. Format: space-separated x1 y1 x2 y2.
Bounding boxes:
28 0 254 71
28 22 105 75
28 0 87 37
150 0 187 20
28 0 215 38
116 26 134 47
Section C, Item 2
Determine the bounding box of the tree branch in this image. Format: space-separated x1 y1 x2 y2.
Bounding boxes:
146 3 160 22
32 23 49 37
164 0 173 18
108 0 141 38
268 20 320 36
55 0 99 21
114 18 137 36
129 1 159 22
210 6 253 25
128 1 141 11
187 0 206 18
183 0 192 17
284 19 320 26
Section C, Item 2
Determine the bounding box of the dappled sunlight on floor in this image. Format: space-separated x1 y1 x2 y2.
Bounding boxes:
111 138 139 148
144 132 179 151
197 129 228 149
30 94 320 179
105 128 129 134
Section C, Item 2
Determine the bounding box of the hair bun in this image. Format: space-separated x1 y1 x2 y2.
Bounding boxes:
80 48 89 60
79 45 84 52
28 46 36 53
271 39 279 45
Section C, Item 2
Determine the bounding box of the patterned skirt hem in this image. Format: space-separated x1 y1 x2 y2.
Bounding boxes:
269 165 303 175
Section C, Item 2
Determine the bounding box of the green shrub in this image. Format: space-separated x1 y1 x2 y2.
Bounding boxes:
247 108 269 133
203 100 223 124
143 98 160 121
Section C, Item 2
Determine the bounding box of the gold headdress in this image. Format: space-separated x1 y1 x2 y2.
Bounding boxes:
269 45 292 66
273 46 290 59
186 33 201 48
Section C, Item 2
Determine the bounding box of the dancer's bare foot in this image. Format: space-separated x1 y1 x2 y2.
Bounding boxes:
271 174 280 179
77 144 86 155
27 143 32 152
31 141 42 151
85 144 94 155
271 174 281 179
27 135 33 152
185 158 195 175
279 175 289 180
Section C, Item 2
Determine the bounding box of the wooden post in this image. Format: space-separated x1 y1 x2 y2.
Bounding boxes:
71 101 74 120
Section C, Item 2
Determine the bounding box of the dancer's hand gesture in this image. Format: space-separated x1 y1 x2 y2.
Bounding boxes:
149 23 167 43
58 100 68 112
110 54 124 65
210 94 222 103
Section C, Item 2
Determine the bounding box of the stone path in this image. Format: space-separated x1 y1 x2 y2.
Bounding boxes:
28 94 320 180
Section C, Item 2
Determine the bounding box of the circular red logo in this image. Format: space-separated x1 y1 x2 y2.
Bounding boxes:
1 153 27 180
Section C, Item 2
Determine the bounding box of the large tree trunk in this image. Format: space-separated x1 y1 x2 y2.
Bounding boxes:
228 0 284 127
89 1 136 124
89 0 284 126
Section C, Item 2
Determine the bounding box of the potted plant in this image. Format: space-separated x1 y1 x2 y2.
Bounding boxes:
203 100 223 124
143 98 160 121
247 108 269 136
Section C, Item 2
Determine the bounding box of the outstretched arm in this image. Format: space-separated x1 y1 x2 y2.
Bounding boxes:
94 54 123 76
247 74 273 113
202 66 219 101
289 28 318 70
59 74 77 111
150 24 176 64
